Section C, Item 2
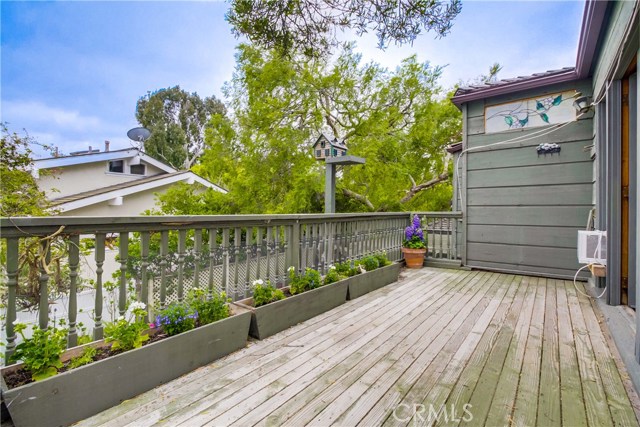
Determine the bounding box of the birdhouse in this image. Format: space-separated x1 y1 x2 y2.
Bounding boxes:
312 134 347 161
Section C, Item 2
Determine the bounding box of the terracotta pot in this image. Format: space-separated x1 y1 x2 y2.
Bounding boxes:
402 247 426 268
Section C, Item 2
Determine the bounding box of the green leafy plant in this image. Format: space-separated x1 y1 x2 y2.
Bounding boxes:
404 215 426 249
323 266 346 285
356 255 380 272
68 346 97 369
374 252 392 267
104 302 149 351
10 323 68 381
252 279 285 307
334 261 360 277
187 288 231 325
155 303 197 336
288 267 322 295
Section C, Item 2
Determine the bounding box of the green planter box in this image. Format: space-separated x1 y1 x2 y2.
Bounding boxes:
234 279 349 340
1 305 251 427
346 262 402 300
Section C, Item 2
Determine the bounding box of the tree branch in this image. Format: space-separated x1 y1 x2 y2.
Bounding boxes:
400 172 449 204
342 188 375 210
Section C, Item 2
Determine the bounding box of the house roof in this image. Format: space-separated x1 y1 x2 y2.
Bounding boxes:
51 171 227 212
451 0 610 107
33 148 177 174
314 133 347 149
446 142 463 154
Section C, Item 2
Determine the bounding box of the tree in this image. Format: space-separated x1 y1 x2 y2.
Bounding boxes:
0 124 53 217
136 86 227 170
227 0 462 57
157 44 461 214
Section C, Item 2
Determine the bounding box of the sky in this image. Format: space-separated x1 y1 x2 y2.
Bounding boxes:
1 0 586 158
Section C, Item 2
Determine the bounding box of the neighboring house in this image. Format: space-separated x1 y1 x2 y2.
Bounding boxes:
452 0 638 387
312 134 348 160
33 144 226 216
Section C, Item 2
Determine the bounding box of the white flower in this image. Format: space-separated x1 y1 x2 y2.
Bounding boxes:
12 319 21 326
130 301 146 311
253 279 264 286
329 265 336 270
118 316 125 321
288 266 295 272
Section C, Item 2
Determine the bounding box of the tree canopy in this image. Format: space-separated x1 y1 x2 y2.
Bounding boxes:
227 0 462 57
156 44 461 215
136 86 226 170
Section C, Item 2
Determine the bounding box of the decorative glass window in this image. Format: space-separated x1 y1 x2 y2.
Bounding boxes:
108 160 124 173
130 164 146 175
485 91 577 134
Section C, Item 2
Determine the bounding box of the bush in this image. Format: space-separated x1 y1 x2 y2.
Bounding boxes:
187 288 230 325
10 324 68 381
335 261 360 277
356 255 379 272
289 268 322 295
323 267 345 285
252 279 285 307
155 303 197 336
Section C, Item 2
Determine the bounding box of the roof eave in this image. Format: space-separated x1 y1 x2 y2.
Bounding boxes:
451 70 579 107
575 0 609 79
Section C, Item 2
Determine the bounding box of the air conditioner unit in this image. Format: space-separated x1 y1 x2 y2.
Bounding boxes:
577 230 607 265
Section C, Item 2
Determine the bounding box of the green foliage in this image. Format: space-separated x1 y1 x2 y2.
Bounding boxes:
252 280 285 307
374 252 392 267
136 86 227 170
187 288 231 325
356 255 380 272
334 261 360 277
155 44 460 216
68 346 97 369
104 302 149 351
10 323 68 381
155 303 197 336
227 0 461 57
0 124 56 217
289 267 322 295
323 268 345 286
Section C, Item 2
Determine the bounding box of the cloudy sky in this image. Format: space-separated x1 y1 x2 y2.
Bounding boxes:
1 1 585 157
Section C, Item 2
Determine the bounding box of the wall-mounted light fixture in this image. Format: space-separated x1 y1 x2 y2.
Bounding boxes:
573 95 592 114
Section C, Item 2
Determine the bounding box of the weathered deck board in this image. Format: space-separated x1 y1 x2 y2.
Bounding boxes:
76 268 640 427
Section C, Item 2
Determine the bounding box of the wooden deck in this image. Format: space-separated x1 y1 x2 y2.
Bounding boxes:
78 268 639 427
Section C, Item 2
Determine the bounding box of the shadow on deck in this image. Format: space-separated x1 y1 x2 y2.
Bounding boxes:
77 268 640 426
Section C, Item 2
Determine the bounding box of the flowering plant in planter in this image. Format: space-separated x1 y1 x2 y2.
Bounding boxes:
404 215 426 249
252 279 285 307
104 301 150 351
403 215 426 268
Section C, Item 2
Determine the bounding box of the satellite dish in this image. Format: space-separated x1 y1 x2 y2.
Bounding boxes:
127 127 151 142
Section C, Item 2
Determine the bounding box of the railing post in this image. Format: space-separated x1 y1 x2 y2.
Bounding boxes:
222 228 230 298
233 227 241 300
177 229 186 303
255 227 263 280
245 227 252 297
94 233 105 340
208 229 217 297
5 237 19 360
67 234 80 348
193 229 202 289
118 232 129 317
159 231 168 310
140 231 150 322
288 222 300 281
38 240 50 330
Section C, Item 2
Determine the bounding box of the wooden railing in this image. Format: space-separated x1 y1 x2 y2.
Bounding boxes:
413 211 464 262
0 212 462 360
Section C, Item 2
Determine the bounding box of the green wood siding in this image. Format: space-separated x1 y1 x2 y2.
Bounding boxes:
463 81 594 279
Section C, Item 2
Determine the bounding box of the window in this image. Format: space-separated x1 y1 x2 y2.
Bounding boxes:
316 150 321 157
108 160 124 173
325 149 330 156
332 148 337 156
321 141 325 148
130 164 146 175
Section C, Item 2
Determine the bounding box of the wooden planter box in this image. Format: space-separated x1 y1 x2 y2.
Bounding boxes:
0 305 251 427
233 280 349 340
346 262 402 300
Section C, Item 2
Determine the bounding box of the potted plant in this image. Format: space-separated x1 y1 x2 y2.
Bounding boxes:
341 253 403 300
1 295 251 427
402 214 426 268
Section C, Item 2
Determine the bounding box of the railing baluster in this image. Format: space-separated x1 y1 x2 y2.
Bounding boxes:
38 240 50 329
177 229 186 302
140 232 150 322
255 227 263 280
67 234 80 348
245 227 252 297
5 237 19 359
222 228 230 298
94 233 105 340
118 232 129 317
160 231 168 310
208 228 217 297
194 229 202 289
266 226 273 281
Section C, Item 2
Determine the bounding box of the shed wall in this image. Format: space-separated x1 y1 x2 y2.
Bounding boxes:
463 79 594 279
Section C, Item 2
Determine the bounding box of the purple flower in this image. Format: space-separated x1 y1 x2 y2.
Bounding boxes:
405 226 413 241
413 215 421 228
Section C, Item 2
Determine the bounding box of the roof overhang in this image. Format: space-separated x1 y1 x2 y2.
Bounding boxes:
34 149 176 174
54 171 226 213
